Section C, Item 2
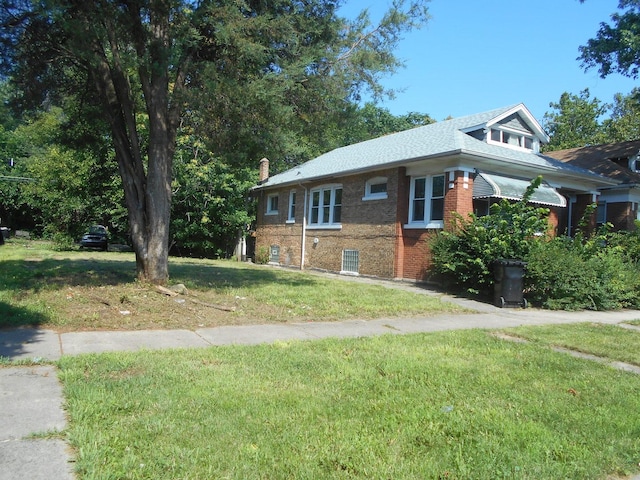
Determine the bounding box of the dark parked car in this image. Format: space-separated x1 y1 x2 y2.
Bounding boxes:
80 225 109 250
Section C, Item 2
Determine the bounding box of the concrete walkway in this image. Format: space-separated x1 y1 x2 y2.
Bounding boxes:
2 289 640 480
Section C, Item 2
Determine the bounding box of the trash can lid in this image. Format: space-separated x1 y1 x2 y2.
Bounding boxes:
495 259 527 267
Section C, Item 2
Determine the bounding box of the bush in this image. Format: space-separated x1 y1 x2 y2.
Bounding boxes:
431 178 640 310
431 177 550 296
51 232 77 251
526 236 640 310
255 246 270 264
607 221 640 263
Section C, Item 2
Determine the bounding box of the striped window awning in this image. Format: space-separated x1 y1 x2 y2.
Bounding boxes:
473 173 567 207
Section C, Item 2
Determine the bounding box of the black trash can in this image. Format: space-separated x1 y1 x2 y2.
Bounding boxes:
493 259 527 308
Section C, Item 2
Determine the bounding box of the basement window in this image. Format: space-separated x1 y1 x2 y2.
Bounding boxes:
341 249 359 275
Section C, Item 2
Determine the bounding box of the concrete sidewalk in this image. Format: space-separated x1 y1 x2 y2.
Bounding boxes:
4 304 640 361
2 298 640 480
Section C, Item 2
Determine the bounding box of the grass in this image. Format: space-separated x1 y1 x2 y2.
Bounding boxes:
0 240 466 331
58 328 640 480
500 322 640 366
5 240 640 478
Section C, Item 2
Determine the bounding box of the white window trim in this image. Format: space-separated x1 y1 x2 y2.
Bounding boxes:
488 126 537 152
362 176 388 201
266 193 279 215
286 190 296 223
405 174 445 229
308 184 342 229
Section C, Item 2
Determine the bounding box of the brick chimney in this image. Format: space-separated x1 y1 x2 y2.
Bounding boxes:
259 158 269 183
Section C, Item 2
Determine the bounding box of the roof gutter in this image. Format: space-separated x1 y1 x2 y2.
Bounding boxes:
252 148 619 191
299 182 308 271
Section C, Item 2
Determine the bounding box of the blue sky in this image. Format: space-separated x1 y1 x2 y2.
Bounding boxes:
337 0 638 123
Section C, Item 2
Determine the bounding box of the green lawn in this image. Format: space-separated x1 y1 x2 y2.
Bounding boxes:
0 240 466 331
502 322 640 366
58 326 640 480
4 240 640 478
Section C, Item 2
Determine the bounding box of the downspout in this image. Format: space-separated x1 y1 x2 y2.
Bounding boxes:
299 183 308 270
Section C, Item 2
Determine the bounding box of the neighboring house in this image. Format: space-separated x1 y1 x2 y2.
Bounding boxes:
545 140 640 233
251 104 617 281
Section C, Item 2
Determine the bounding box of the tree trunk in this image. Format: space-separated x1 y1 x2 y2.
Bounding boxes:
85 0 180 285
91 51 174 284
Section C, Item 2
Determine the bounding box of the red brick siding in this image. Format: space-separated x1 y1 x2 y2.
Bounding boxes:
255 166 579 282
547 207 560 235
398 169 474 281
444 170 474 229
607 202 636 231
255 188 303 265
572 194 597 235
400 229 439 280
255 169 400 277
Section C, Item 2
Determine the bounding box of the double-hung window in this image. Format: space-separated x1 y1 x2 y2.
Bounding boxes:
287 190 296 223
407 174 445 228
266 193 279 215
309 185 342 227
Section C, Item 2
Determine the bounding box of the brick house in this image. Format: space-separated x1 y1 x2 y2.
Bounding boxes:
545 140 640 233
251 104 616 281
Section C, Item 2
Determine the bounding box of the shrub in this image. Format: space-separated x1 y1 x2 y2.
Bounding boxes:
526 236 640 310
51 232 77 251
431 178 640 310
606 220 640 263
255 246 270 264
431 177 550 296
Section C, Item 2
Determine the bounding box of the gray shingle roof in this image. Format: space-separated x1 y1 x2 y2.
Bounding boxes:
254 104 608 190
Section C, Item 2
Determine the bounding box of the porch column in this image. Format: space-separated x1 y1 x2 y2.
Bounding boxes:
572 192 598 237
394 167 409 279
443 169 474 230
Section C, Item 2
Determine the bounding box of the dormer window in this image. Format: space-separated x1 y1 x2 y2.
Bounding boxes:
490 128 535 151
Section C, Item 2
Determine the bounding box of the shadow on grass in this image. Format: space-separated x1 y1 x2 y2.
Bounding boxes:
0 257 138 293
0 255 318 298
168 261 319 290
0 301 51 358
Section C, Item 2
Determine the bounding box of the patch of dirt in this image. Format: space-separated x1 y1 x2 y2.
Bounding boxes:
44 284 283 332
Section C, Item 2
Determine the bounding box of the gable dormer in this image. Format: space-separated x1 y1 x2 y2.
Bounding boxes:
462 104 548 154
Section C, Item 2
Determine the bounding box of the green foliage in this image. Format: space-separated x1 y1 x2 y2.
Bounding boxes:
339 102 434 146
49 231 76 252
526 231 640 311
431 177 550 295
607 220 640 263
255 246 271 265
10 107 126 240
602 88 640 141
171 144 257 258
579 0 640 79
542 89 609 150
543 88 640 148
434 187 640 309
